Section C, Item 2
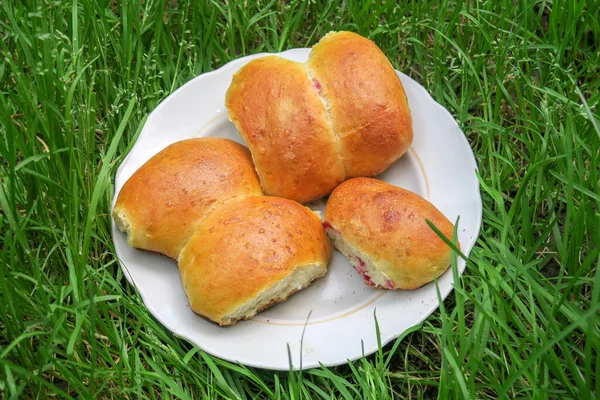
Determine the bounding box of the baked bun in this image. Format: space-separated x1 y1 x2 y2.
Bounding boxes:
307 31 413 177
112 138 262 259
225 56 345 203
324 178 457 290
226 31 413 203
178 196 330 326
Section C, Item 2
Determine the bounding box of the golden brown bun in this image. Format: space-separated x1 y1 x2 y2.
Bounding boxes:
225 31 413 203
178 196 331 326
324 178 457 290
112 138 262 259
225 56 345 204
307 31 413 177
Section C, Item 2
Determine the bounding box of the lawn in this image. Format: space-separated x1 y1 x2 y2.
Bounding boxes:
1 0 599 398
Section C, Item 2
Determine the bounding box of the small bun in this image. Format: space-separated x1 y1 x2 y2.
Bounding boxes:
178 196 330 326
112 138 262 259
324 178 457 290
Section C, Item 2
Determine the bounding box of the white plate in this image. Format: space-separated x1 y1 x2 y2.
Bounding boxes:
112 48 482 370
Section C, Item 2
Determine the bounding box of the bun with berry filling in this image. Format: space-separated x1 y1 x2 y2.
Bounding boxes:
324 178 458 290
226 31 412 203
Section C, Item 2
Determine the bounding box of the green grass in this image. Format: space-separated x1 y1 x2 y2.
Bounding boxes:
1 0 599 398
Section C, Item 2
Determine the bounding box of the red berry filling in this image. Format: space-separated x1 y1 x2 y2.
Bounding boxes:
322 221 338 232
355 257 395 289
324 224 395 289
355 257 375 286
312 78 322 92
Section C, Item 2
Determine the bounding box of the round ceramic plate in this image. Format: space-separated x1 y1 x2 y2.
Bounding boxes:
112 48 482 370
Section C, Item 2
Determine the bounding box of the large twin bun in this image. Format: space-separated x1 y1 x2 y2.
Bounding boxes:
113 138 329 326
226 31 413 203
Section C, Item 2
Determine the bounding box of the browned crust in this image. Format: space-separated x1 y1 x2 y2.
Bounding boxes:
307 31 413 177
225 56 345 203
178 196 331 324
112 138 263 259
324 178 457 290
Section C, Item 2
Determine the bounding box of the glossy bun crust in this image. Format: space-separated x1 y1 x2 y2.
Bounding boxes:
225 56 345 203
308 31 413 177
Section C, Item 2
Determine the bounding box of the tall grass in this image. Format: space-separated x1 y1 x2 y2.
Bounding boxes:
1 0 598 398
